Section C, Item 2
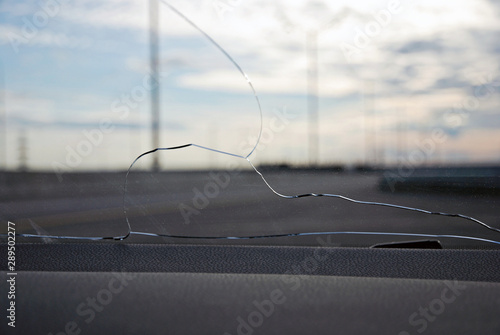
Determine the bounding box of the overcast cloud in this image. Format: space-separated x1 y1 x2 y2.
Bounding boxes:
1 0 499 169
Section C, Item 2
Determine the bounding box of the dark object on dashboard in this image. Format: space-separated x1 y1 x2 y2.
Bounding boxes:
371 239 443 249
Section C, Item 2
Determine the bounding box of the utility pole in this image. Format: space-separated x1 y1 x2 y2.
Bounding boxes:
18 129 27 171
150 0 160 171
363 82 376 167
306 31 318 167
0 70 4 191
397 111 403 165
0 65 5 173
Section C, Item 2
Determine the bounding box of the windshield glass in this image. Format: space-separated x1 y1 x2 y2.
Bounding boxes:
1 0 499 248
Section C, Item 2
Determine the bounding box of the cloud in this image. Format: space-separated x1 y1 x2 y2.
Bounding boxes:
397 39 444 54
2 0 500 168
0 24 93 51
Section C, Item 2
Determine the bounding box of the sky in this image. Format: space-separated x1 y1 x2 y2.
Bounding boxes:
1 0 500 171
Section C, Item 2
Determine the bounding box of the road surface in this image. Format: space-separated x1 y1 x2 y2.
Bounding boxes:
1 170 499 248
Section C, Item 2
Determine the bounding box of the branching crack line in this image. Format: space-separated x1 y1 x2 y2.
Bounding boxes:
9 143 500 246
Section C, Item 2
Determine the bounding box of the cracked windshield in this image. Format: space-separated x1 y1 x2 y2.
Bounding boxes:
0 0 499 248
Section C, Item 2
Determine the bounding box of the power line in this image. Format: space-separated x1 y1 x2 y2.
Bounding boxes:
306 31 318 167
150 0 160 171
18 129 28 171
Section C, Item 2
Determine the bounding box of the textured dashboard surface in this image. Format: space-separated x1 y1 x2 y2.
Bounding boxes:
1 243 500 281
1 271 500 335
1 243 500 334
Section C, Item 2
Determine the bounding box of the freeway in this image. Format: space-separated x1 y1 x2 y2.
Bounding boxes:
1 169 499 247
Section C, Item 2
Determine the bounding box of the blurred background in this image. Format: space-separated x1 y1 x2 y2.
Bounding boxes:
0 0 499 246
